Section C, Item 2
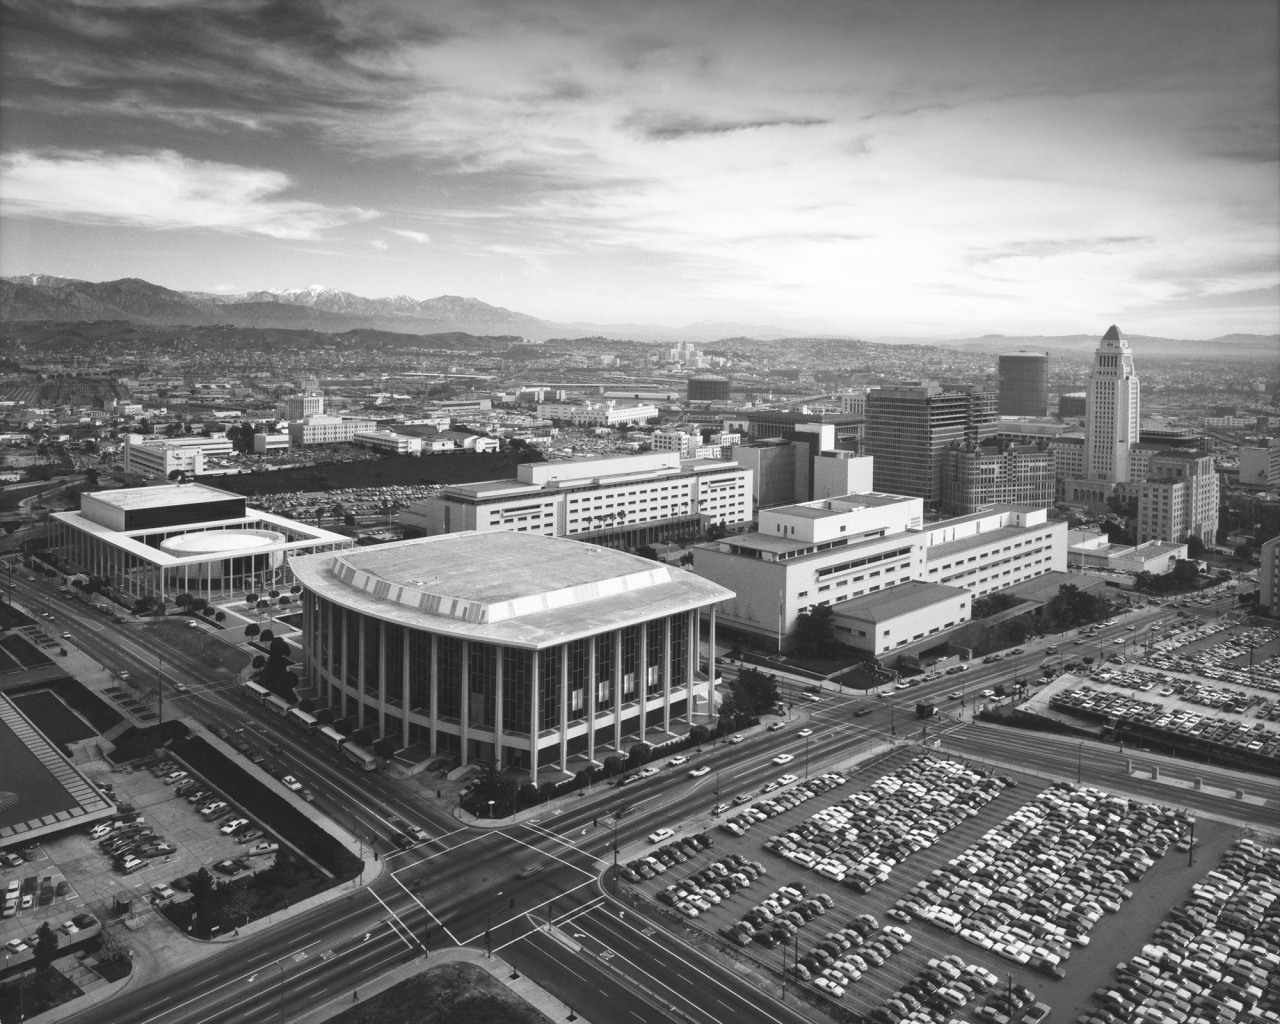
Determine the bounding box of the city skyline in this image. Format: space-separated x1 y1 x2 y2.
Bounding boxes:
1 0 1277 340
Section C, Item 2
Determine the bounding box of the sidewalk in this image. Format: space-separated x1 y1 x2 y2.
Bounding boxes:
292 944 588 1024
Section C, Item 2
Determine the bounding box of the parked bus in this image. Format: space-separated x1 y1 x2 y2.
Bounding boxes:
317 726 347 751
286 707 319 734
265 694 291 717
341 741 376 771
242 680 270 705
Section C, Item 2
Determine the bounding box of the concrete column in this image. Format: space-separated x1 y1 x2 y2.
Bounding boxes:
559 643 570 771
494 647 505 770
377 620 387 739
428 633 438 757
613 628 624 756
662 614 673 735
587 635 597 765
356 616 366 728
401 630 410 749
637 620 648 749
460 641 471 767
708 605 717 730
529 650 540 785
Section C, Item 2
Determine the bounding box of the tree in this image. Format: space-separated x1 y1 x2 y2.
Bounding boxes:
191 597 208 613
191 867 216 921
215 611 226 624
267 637 290 660
259 628 275 643
1234 543 1253 561
33 921 59 973
735 667 782 715
1186 534 1206 559
251 655 266 670
705 521 730 541
690 724 711 746
245 593 259 608
794 605 838 658
167 469 187 483
278 596 291 611
635 545 660 561
175 593 195 610
627 742 653 768
244 624 260 640
602 754 626 777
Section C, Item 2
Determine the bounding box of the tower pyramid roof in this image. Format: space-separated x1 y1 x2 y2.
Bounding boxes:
1102 324 1121 342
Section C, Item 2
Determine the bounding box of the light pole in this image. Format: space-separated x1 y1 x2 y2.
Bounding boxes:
277 958 285 1024
486 890 503 957
804 738 811 780
1077 741 1083 785
487 799 494 820
157 654 164 725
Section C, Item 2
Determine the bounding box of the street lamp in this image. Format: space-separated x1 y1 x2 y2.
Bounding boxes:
487 799 495 820
1077 741 1084 785
804 738 811 780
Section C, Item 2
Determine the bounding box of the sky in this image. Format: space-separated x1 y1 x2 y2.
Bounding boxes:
1 0 1277 339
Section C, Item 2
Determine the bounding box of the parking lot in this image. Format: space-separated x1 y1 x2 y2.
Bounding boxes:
615 744 1257 1024
1 751 279 967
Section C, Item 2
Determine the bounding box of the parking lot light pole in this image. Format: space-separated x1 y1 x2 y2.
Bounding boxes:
1077 741 1083 785
804 738 811 780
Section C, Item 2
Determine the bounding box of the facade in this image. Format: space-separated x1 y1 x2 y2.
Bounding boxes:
651 430 700 458
536 401 658 427
863 381 998 505
400 451 752 546
252 433 291 454
280 394 323 420
997 352 1049 417
1260 535 1280 618
1058 392 1087 418
1084 325 1141 483
1050 435 1085 483
48 483 351 601
687 375 731 402
121 435 234 478
291 532 733 781
832 581 971 658
354 430 423 456
287 415 378 446
1067 530 1187 574
690 493 1063 651
1239 441 1280 489
813 452 875 501
940 440 1055 516
732 439 810 509
1136 451 1220 546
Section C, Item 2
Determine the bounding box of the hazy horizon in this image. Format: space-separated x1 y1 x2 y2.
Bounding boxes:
1 0 1277 341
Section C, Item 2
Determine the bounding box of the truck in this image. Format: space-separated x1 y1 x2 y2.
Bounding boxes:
915 701 936 719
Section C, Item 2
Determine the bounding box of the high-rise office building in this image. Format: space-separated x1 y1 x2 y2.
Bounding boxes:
1136 450 1219 546
998 352 1049 417
863 381 998 506
1084 325 1140 483
940 440 1055 516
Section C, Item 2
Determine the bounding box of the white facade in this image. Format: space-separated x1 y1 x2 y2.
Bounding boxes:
279 394 323 419
1137 451 1220 546
813 452 875 500
401 451 752 541
832 581 971 658
1261 535 1279 618
652 430 699 458
287 415 378 446
122 434 234 478
252 433 291 454
354 430 423 455
1239 441 1280 489
1084 325 1141 483
691 494 1064 650
536 401 659 427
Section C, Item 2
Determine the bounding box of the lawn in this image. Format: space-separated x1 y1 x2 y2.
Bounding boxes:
11 689 99 752
325 962 553 1024
0 968 83 1024
0 633 54 669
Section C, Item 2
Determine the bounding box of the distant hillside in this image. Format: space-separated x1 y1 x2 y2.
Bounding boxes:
2 275 1275 354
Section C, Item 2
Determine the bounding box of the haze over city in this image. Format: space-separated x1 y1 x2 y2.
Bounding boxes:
1 0 1278 340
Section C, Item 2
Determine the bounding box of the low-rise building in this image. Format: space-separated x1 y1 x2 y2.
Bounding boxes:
354 430 423 456
121 434 234 478
536 401 658 427
1239 441 1280 489
287 415 378 446
252 433 291 454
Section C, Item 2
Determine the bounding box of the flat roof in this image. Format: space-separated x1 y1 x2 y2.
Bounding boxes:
289 532 733 649
834 581 968 623
84 482 241 511
925 524 1032 561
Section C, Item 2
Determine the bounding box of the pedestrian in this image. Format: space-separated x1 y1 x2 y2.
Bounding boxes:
353 990 358 1002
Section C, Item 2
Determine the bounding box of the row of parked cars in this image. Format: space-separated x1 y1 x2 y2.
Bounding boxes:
719 876 828 947
762 755 1011 889
1080 838 1280 1024
3 913 98 957
864 951 1043 1024
88 802 174 875
618 832 714 884
893 783 1187 981
719 770 851 837
656 851 768 919
793 912 911 996
1051 683 1280 760
147 754 279 860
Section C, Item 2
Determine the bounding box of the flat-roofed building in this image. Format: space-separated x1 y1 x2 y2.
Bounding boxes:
288 415 378 446
940 440 1055 516
536 401 658 427
1240 441 1280 489
48 483 351 601
998 352 1049 417
1137 450 1220 546
400 451 751 548
354 430 423 456
1260 535 1280 618
690 493 1063 652
290 532 733 780
121 434 234 478
832 580 971 658
252 433 291 454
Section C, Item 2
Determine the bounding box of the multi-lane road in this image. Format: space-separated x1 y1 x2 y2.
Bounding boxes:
6 569 1274 1024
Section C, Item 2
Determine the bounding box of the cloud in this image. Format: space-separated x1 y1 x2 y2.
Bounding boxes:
969 237 1154 264
624 111 832 141
389 228 431 244
369 238 388 250
0 149 378 239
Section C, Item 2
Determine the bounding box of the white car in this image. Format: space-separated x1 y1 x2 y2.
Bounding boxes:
666 755 688 766
688 766 711 777
728 734 744 744
772 753 794 765
281 775 303 792
637 766 659 779
777 774 798 785
246 841 279 857
647 827 675 844
220 818 250 835
797 728 813 738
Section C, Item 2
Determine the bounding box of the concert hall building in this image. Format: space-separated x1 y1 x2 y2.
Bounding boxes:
289 532 733 781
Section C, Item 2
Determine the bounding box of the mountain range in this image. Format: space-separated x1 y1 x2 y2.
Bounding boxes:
1 274 1275 357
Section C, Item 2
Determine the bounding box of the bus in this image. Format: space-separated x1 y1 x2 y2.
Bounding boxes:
317 726 347 751
265 694 292 717
286 707 319 734
341 741 376 771
242 681 270 705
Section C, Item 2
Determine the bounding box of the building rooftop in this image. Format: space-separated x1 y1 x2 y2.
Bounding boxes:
834 580 968 623
288 532 733 649
83 482 240 511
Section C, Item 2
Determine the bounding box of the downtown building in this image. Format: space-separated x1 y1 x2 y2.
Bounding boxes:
689 491 1065 660
1136 450 1220 547
290 532 732 781
535 401 659 427
997 352 1050 417
399 451 752 548
863 381 998 508
939 440 1056 516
